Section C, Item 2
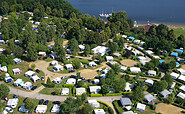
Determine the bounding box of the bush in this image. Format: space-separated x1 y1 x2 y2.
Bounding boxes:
123 91 133 95
47 83 55 88
112 100 122 114
104 93 122 96
108 107 114 114
80 60 89 64
7 65 16 79
90 94 102 97
150 104 156 110
63 84 74 88
97 100 109 107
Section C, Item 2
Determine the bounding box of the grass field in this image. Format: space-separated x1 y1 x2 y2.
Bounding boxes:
172 27 185 37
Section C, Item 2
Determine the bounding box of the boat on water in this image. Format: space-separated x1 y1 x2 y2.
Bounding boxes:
99 11 112 17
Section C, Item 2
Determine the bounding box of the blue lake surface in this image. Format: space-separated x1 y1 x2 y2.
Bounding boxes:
66 0 185 25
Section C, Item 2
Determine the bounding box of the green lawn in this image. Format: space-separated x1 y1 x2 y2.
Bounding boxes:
173 27 185 38
43 57 53 62
6 94 54 114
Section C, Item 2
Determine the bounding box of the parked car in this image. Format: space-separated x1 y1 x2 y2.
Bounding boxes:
95 76 101 79
69 70 75 73
5 107 13 113
39 99 44 104
13 94 17 98
80 77 85 80
70 75 77 78
53 101 61 104
62 76 68 79
84 65 87 68
88 79 92 83
43 100 49 105
36 69 40 73
31 86 37 90
43 57 48 60
23 97 28 103
41 76 45 80
50 69 56 72
97 69 102 72
38 57 42 60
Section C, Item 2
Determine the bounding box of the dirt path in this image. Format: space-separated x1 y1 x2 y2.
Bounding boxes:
156 103 185 114
121 59 138 67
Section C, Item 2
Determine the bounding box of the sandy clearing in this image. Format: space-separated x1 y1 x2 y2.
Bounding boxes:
121 59 138 67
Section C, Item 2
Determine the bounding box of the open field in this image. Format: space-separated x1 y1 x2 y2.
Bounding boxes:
170 27 185 37
121 59 138 67
156 103 185 114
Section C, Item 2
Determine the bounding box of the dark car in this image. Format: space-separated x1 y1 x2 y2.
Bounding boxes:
39 99 44 104
69 70 75 73
43 57 48 60
80 77 85 80
13 94 17 98
23 97 28 103
44 100 49 105
41 76 45 80
62 76 68 79
31 86 37 90
38 57 42 60
95 76 101 79
53 101 61 104
88 79 92 83
70 75 77 78
36 69 40 73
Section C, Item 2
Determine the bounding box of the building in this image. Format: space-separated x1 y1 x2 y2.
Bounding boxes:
176 49 183 54
22 82 33 90
140 42 145 46
120 98 132 108
152 55 161 59
130 67 141 73
79 45 85 51
144 94 156 103
51 61 58 66
53 77 62 84
49 53 57 59
7 98 18 108
159 89 171 98
13 58 21 64
89 61 97 67
178 75 185 82
0 40 5 45
48 45 54 50
51 105 60 113
122 35 127 39
106 56 113 62
61 88 69 95
100 74 106 79
92 46 109 56
177 69 185 75
179 85 185 93
145 50 154 55
0 48 4 53
53 64 63 71
147 70 156 76
89 86 101 94
76 88 86 95
19 105 29 113
35 105 47 113
88 100 100 108
120 66 127 72
12 68 21 75
128 37 135 41
5 77 13 83
14 79 23 87
113 53 121 58
177 92 185 99
102 68 110 74
65 64 73 70
66 78 76 85
25 71 36 78
0 66 7 72
176 62 180 67
31 75 40 83
133 40 140 44
122 111 134 114
170 72 180 79
94 109 105 114
138 56 146 61
170 52 178 57
144 79 154 86
125 83 134 92
136 103 146 112
109 61 119 66
93 79 100 84
171 82 176 88
38 52 46 57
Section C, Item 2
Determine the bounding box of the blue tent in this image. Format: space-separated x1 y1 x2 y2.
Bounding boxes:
128 37 135 41
176 49 183 53
34 28 38 31
159 60 166 64
170 52 178 57
176 62 180 66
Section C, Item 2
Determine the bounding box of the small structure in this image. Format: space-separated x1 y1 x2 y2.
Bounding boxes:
93 79 100 84
89 86 101 94
61 88 69 95
31 75 40 83
13 58 21 64
89 61 97 67
178 75 185 82
76 88 86 95
102 68 110 74
145 50 154 55
136 103 146 112
22 82 33 90
144 79 154 86
177 69 185 75
140 42 145 45
125 83 134 92
122 111 134 114
88 100 100 108
65 64 73 70
5 77 13 83
176 62 180 67
179 85 185 93
66 78 76 85
177 92 185 99
176 49 183 54
113 53 121 58
94 109 105 114
120 98 132 109
109 61 119 66
53 77 62 84
48 45 54 50
51 105 60 113
12 68 21 75
171 82 176 88
106 56 113 62
35 105 47 113
7 98 18 108
128 36 135 41
38 52 46 57
153 55 161 59
0 40 5 45
0 66 7 72
130 67 141 73
14 40 19 45
53 64 63 71
100 74 106 79
14 79 23 86
35 22 40 25
120 66 127 72
147 70 156 76
159 89 171 98
51 61 58 66
170 72 179 79
79 45 85 51
122 35 127 39
144 94 156 103
133 40 140 44
92 46 109 56
0 48 4 53
19 105 29 113
49 53 57 59
25 71 36 78
138 56 146 61
170 52 178 57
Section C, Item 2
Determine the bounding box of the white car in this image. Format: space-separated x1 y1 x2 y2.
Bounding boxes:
5 107 14 113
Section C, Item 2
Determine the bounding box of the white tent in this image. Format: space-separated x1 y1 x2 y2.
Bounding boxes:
76 88 86 95
35 105 47 113
51 105 60 113
66 78 76 85
61 88 69 95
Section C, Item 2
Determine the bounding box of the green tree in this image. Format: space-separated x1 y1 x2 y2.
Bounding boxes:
132 86 144 101
0 84 10 99
153 80 168 93
68 38 79 55
72 59 81 69
76 72 81 79
101 84 110 94
1 1 9 14
31 64 36 70
56 23 64 34
166 93 175 104
162 74 173 88
57 9 63 17
106 69 116 80
111 64 120 75
84 44 91 56
46 6 51 15
24 98 35 111
80 104 93 114
6 55 14 65
27 43 38 61
52 8 58 16
81 93 87 101
113 79 126 93
77 80 84 87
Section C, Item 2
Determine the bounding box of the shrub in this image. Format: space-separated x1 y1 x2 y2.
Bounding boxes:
104 93 122 96
80 60 89 64
97 100 109 107
47 83 55 88
7 65 16 79
123 91 132 95
90 94 102 97
63 84 74 88
112 100 122 114
108 107 114 114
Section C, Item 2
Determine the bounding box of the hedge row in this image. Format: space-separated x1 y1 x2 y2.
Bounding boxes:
122 91 133 95
98 100 114 114
7 65 16 79
63 84 74 88
112 100 122 114
172 103 185 109
90 94 103 97
104 93 122 96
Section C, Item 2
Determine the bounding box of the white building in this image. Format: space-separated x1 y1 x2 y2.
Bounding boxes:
12 68 21 75
93 79 100 84
171 82 176 88
147 70 157 76
0 66 7 72
179 85 185 93
65 64 73 70
102 68 110 74
94 109 105 114
92 46 109 56
177 92 185 99
133 40 141 44
14 79 23 86
140 42 145 45
130 67 141 73
79 45 85 51
13 58 21 64
53 64 63 71
76 88 86 95
125 83 134 92
61 88 69 95
178 75 185 82
89 86 101 94
170 72 180 79
53 77 62 84
109 61 119 66
177 69 185 75
120 66 127 72
138 56 146 61
144 79 154 86
89 61 97 67
145 50 154 55
51 61 58 66
22 82 33 90
106 56 113 62
136 103 146 112
88 100 100 108
25 71 36 78
144 94 156 103
7 98 18 108
35 105 47 113
19 105 29 113
66 78 76 85
113 53 121 58
31 75 40 83
122 35 127 38
38 52 46 57
51 105 60 113
159 89 171 98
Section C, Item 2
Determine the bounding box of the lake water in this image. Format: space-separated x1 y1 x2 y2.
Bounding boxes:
66 0 185 26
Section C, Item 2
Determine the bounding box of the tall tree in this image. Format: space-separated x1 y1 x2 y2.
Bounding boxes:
84 44 91 56
27 43 38 61
46 6 51 15
68 38 79 55
153 80 168 93
101 84 110 94
1 1 9 14
0 84 10 99
57 9 63 17
132 86 144 101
